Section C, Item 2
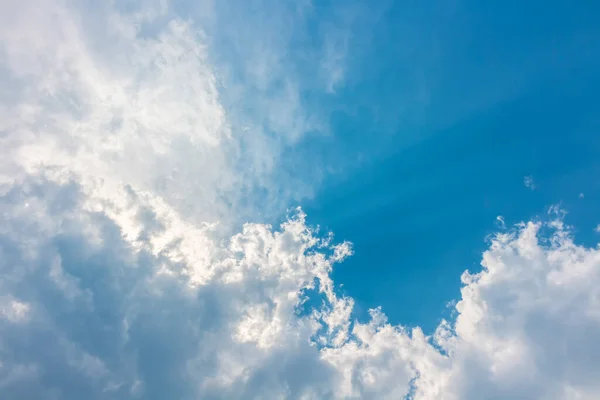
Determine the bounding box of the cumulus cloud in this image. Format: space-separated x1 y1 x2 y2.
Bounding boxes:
3 175 600 399
0 177 350 399
419 220 600 399
2 1 600 399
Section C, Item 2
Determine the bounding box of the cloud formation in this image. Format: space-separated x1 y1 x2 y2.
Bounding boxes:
524 175 536 190
2 1 600 399
1 0 343 226
2 176 600 399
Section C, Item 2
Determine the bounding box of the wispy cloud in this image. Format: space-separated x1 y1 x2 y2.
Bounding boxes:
321 31 349 94
1 0 353 228
524 175 536 190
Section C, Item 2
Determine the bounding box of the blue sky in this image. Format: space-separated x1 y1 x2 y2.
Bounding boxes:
2 0 600 398
306 63 600 330
297 0 600 331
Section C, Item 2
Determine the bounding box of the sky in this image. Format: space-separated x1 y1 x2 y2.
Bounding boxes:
1 0 600 399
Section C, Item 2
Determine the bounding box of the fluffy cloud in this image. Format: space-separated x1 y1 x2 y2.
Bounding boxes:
416 220 600 399
3 176 600 399
2 1 600 399
0 177 349 399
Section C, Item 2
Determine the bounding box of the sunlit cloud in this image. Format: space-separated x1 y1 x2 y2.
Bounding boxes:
1 1 600 399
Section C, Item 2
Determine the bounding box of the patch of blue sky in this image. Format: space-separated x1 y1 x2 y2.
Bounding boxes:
137 0 600 333
298 0 600 332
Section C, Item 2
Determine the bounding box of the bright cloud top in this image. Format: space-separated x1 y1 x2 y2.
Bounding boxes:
2 1 600 399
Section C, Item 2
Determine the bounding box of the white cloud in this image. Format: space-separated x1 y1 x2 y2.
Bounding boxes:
1 0 235 225
496 215 506 228
0 177 351 398
3 180 600 399
414 220 600 399
0 298 30 323
321 33 349 94
0 0 339 227
2 1 600 399
524 175 536 190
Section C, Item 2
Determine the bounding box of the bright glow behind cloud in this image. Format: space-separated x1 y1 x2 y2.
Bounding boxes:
2 1 600 399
